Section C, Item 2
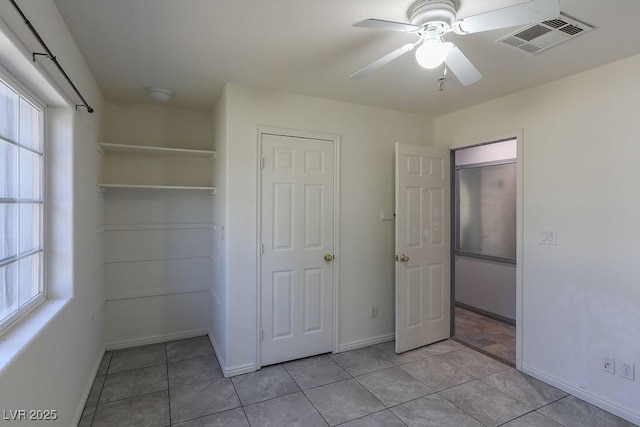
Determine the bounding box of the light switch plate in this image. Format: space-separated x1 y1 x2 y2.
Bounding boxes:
546 229 557 245
539 229 557 245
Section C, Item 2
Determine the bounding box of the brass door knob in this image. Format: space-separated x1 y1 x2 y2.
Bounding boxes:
399 254 409 263
324 253 334 262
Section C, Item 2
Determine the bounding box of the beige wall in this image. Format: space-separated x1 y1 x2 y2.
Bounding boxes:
435 54 640 424
101 101 213 150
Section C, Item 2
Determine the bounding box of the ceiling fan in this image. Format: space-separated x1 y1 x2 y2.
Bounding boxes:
350 0 560 85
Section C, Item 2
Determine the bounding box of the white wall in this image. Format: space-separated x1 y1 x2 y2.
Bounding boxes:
0 1 104 425
455 257 516 320
435 54 640 424
101 101 213 347
210 87 229 366
216 83 434 374
455 139 517 321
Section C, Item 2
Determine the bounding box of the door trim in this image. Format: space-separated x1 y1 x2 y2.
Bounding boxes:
448 129 524 370
255 126 341 369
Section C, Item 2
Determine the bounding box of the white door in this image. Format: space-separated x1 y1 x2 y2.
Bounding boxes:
395 143 450 353
260 132 335 366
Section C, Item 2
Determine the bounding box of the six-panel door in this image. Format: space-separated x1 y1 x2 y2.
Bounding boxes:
260 133 334 366
395 143 450 353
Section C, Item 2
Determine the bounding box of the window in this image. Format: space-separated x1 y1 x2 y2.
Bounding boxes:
0 70 45 332
456 160 517 262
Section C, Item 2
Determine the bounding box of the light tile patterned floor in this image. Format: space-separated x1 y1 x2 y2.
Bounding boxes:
79 336 636 426
454 305 517 365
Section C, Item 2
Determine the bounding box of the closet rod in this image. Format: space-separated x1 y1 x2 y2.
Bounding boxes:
9 0 94 113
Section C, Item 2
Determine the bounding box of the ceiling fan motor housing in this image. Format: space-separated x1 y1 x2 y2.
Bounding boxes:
408 0 457 29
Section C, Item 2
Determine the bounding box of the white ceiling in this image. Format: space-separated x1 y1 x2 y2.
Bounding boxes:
53 0 640 116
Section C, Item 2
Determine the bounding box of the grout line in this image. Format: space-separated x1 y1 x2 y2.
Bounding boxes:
436 380 537 427
164 343 171 426
239 406 251 426
494 409 538 427
388 409 409 426
280 361 305 391
91 389 169 409
435 388 495 425
476 373 569 412
300 388 330 426
300 376 353 393
227 367 245 408
87 353 111 426
534 395 571 414
103 361 167 377
235 364 334 418
328 353 352 375
87 406 97 427
334 408 408 426
450 336 516 367
92 376 106 409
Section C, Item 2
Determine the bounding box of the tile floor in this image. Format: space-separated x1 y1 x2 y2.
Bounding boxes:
454 305 517 366
78 335 636 427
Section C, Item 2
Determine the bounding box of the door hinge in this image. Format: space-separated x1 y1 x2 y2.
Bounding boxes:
260 158 265 169
261 243 264 255
260 329 264 341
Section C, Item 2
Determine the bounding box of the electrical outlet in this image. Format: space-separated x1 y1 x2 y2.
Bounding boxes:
370 306 378 319
603 356 615 374
621 361 635 381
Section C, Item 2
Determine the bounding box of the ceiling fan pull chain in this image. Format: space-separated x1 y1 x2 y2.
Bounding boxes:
437 65 449 91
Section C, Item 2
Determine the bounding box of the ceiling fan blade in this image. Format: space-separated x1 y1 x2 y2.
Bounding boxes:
350 43 416 80
444 45 482 86
453 0 560 35
354 19 423 33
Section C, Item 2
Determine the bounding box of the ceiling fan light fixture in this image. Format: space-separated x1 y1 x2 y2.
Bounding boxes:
415 39 451 69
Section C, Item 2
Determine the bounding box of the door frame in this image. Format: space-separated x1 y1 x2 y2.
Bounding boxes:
255 126 341 369
448 129 524 370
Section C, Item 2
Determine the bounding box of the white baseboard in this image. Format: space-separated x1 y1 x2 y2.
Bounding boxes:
72 344 105 427
337 333 395 353
223 362 256 377
522 364 640 426
105 329 209 351
207 329 256 378
208 329 396 376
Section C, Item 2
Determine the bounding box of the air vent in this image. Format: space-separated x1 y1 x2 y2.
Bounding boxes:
496 13 593 55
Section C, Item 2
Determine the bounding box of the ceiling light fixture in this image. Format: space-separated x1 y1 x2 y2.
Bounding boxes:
146 87 173 103
415 38 452 69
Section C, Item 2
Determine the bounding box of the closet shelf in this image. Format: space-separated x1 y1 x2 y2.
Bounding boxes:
98 184 216 194
98 142 216 158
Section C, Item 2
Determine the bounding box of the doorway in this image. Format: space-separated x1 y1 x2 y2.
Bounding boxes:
257 128 340 367
451 138 519 366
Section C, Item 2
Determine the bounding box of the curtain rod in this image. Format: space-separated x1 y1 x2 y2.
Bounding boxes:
9 0 94 113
